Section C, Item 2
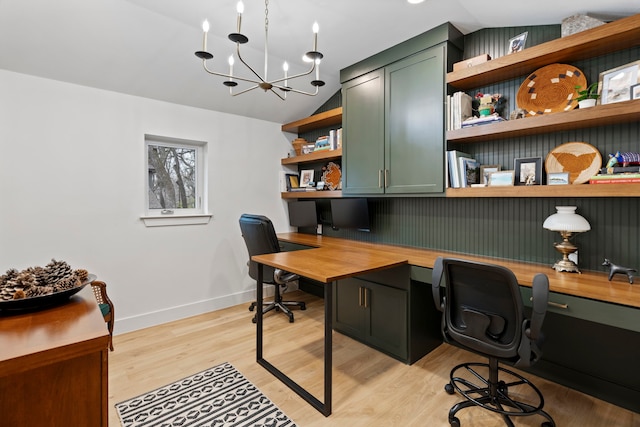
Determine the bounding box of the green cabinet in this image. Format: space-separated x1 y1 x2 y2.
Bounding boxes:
341 44 447 195
334 276 408 361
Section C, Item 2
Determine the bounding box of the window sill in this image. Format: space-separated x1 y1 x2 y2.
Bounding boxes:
141 214 212 227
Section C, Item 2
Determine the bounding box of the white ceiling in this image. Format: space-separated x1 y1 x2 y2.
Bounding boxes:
0 0 638 124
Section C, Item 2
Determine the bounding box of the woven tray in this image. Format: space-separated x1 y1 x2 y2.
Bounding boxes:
545 142 602 184
517 63 587 116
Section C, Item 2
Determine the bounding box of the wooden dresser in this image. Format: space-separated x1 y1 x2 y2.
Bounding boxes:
0 285 110 426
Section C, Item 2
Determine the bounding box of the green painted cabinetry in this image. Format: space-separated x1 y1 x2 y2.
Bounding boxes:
342 45 446 195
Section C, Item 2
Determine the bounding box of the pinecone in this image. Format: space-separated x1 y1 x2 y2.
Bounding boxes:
53 275 80 292
0 268 19 288
26 285 54 298
74 269 89 282
25 266 48 287
0 271 38 300
43 259 73 286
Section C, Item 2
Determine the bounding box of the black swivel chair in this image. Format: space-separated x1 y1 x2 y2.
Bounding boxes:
432 257 555 427
239 214 306 323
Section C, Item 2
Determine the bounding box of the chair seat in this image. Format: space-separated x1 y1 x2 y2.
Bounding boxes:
99 303 110 317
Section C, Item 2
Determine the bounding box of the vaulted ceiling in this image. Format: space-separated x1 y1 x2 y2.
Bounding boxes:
1 0 637 124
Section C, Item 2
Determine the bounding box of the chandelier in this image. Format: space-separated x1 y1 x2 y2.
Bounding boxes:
194 0 325 100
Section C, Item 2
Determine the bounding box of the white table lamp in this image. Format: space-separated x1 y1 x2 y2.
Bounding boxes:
543 206 591 273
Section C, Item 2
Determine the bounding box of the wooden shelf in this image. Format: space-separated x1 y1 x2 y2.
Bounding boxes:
281 191 342 199
446 183 640 198
281 107 342 134
447 100 640 143
281 148 342 165
447 14 640 90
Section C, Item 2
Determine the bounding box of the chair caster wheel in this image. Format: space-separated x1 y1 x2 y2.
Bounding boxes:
301 305 307 311
249 306 255 312
449 416 461 427
288 317 294 323
251 317 257 324
444 383 455 394
541 423 554 427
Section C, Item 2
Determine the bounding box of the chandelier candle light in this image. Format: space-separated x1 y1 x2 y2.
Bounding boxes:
195 0 324 100
543 206 591 273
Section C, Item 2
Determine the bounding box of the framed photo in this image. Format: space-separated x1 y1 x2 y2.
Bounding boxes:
488 170 515 187
300 169 315 187
285 173 299 190
514 157 542 185
598 60 640 105
631 83 640 100
507 32 527 54
547 172 570 185
480 165 501 185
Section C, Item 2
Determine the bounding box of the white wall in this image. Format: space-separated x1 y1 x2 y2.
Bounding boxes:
0 70 294 334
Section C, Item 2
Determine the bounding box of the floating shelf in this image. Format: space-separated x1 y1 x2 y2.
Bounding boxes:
446 183 640 198
447 100 640 144
281 191 342 199
446 14 640 90
281 107 342 134
281 148 342 165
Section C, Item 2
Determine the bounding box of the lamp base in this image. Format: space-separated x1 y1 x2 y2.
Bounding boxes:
552 259 581 273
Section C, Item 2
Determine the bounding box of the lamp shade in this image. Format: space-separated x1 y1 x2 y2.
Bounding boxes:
543 206 591 232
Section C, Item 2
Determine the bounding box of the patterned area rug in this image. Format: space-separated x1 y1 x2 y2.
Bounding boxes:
115 362 297 427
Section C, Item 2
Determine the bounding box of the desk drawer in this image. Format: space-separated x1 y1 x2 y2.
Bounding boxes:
520 287 640 333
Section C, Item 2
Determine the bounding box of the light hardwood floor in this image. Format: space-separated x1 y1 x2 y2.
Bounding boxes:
109 291 639 426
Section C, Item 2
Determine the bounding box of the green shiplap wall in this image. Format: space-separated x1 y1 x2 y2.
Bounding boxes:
314 25 640 274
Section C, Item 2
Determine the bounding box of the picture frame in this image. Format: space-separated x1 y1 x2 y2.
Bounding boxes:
488 170 515 187
631 83 640 100
547 172 570 185
285 173 299 191
480 165 501 185
507 32 527 54
300 169 315 187
514 157 542 185
598 60 640 105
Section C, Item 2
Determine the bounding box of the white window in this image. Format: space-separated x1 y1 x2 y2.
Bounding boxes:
142 134 210 226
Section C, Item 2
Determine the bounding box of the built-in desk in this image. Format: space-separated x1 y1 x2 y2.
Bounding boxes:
0 285 110 426
274 232 640 413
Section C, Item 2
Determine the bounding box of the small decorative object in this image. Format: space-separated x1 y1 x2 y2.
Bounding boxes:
632 83 640 100
452 54 491 72
480 165 501 185
300 169 314 187
575 83 600 108
545 142 602 184
598 60 640 105
605 151 640 170
547 172 570 185
514 157 542 186
301 143 315 154
508 32 527 54
321 162 341 191
516 64 586 116
473 93 506 118
509 108 527 120
561 14 606 37
292 138 307 156
487 170 515 187
543 206 591 273
602 259 636 284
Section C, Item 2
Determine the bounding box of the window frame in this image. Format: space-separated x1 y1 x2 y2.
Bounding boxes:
141 134 211 227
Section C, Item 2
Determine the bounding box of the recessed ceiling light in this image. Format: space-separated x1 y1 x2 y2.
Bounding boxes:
407 0 425 4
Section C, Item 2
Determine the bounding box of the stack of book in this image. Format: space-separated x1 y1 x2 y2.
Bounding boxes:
461 114 505 128
589 173 640 184
447 150 480 188
446 92 473 131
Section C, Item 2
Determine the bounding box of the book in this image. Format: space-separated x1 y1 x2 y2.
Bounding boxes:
447 150 472 188
461 114 505 127
589 174 640 184
459 158 480 187
600 166 640 175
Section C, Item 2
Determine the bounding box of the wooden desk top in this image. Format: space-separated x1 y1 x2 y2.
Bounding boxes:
253 247 407 283
0 285 110 377
276 232 640 309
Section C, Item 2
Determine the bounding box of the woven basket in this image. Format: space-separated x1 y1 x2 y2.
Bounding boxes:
516 63 587 116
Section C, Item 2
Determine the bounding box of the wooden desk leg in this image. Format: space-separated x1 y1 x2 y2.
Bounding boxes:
256 262 333 417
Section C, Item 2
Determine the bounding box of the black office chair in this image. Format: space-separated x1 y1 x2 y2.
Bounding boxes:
432 257 555 427
239 214 306 323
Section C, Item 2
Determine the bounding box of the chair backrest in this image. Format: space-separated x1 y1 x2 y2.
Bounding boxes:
432 257 549 367
239 214 281 283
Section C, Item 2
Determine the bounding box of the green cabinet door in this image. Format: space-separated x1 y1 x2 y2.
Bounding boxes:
333 277 367 340
385 45 445 194
365 281 408 360
342 69 385 195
